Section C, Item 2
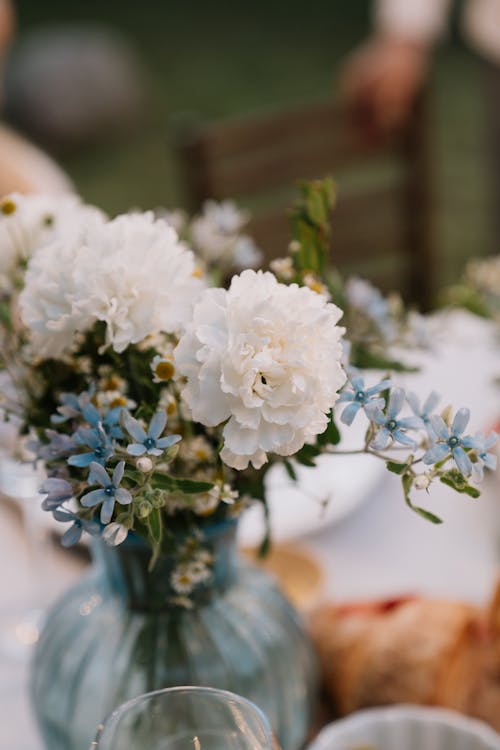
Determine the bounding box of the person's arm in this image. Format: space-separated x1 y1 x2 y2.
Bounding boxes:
341 0 453 142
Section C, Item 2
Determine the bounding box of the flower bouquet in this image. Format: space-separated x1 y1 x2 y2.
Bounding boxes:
0 179 496 750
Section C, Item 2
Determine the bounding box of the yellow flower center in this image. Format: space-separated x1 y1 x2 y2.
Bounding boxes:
110 396 128 408
155 360 175 381
192 266 203 279
166 401 177 416
1 198 16 215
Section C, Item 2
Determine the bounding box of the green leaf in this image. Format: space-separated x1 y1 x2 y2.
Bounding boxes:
257 499 272 558
151 473 214 494
401 473 443 524
294 443 319 467
386 460 409 475
440 470 481 498
284 460 298 482
318 412 341 446
148 507 163 545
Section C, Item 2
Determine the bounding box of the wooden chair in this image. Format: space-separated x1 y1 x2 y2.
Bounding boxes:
174 93 433 308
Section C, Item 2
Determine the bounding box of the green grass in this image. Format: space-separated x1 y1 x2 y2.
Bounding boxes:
14 0 494 291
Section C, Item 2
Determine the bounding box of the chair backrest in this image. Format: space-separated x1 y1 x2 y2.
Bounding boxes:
174 93 433 308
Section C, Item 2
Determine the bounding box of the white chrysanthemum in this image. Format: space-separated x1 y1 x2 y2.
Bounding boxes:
0 192 104 275
175 269 346 470
20 212 204 357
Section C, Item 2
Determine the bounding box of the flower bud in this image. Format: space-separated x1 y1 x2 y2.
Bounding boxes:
414 474 431 491
138 500 153 518
137 456 153 473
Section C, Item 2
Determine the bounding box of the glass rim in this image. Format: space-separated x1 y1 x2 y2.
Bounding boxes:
90 685 275 749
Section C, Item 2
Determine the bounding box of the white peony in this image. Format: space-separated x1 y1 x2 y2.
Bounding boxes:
175 269 346 470
20 212 204 357
0 192 104 276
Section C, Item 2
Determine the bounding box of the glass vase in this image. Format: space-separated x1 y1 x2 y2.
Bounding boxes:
31 520 317 750
90 685 278 750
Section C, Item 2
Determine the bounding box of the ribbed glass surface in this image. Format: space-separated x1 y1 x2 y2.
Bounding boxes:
31 523 317 750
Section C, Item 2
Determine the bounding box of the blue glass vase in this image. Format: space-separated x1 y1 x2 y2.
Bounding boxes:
31 521 317 750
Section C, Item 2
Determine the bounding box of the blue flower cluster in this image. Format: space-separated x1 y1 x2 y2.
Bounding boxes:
338 370 498 483
38 391 181 546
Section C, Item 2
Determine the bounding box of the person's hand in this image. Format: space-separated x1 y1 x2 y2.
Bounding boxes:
341 35 430 145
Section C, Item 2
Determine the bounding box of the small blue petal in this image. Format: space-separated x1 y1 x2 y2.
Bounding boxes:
88 462 111 487
61 524 83 547
148 411 167 440
341 401 361 426
371 427 391 450
127 443 147 456
100 497 115 524
123 413 147 443
423 443 450 465
428 415 449 442
68 452 95 468
81 488 106 507
453 445 472 476
388 388 405 419
156 434 181 449
392 429 416 449
112 461 125 487
452 408 470 437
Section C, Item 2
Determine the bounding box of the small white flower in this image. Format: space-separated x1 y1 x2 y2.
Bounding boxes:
178 435 214 466
175 269 346 470
151 353 175 383
270 257 294 280
192 486 221 516
190 200 262 270
136 456 154 473
102 522 129 546
303 273 331 300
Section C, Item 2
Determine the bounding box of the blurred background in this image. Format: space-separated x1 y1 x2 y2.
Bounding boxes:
2 0 493 292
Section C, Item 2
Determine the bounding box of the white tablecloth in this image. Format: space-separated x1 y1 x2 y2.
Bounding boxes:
2 310 500 749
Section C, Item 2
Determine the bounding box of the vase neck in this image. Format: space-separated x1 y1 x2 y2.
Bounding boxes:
92 521 239 612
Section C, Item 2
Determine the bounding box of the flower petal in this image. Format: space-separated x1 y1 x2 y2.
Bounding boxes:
340 401 361 426
452 408 470 436
453 445 472 476
100 497 115 524
371 427 391 450
126 443 147 456
123 413 147 443
112 460 125 486
68 452 95 468
80 488 106 507
148 410 167 440
392 429 416 449
115 488 132 505
156 434 181 449
422 391 440 415
423 443 450 465
61 523 83 547
88 461 111 487
428 415 449 442
388 388 405 419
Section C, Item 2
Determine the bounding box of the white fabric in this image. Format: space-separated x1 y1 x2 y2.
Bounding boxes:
376 0 500 64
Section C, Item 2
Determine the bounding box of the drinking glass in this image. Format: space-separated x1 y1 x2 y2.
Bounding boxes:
90 686 278 750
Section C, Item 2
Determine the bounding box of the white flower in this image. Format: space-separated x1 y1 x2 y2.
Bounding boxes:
175 269 346 470
190 200 262 270
20 212 204 357
0 192 105 276
136 456 154 473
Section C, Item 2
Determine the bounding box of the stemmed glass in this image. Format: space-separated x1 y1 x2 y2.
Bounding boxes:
90 686 279 750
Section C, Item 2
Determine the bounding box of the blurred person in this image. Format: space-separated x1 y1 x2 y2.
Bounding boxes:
0 0 72 195
342 0 500 141
342 0 500 245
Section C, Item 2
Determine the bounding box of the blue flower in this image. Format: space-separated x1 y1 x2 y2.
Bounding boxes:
52 508 100 547
338 371 391 426
365 387 423 450
40 477 74 511
51 391 92 425
81 461 132 524
36 430 79 461
423 408 482 476
472 432 498 481
82 401 123 439
124 411 181 457
406 391 440 440
67 426 114 468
